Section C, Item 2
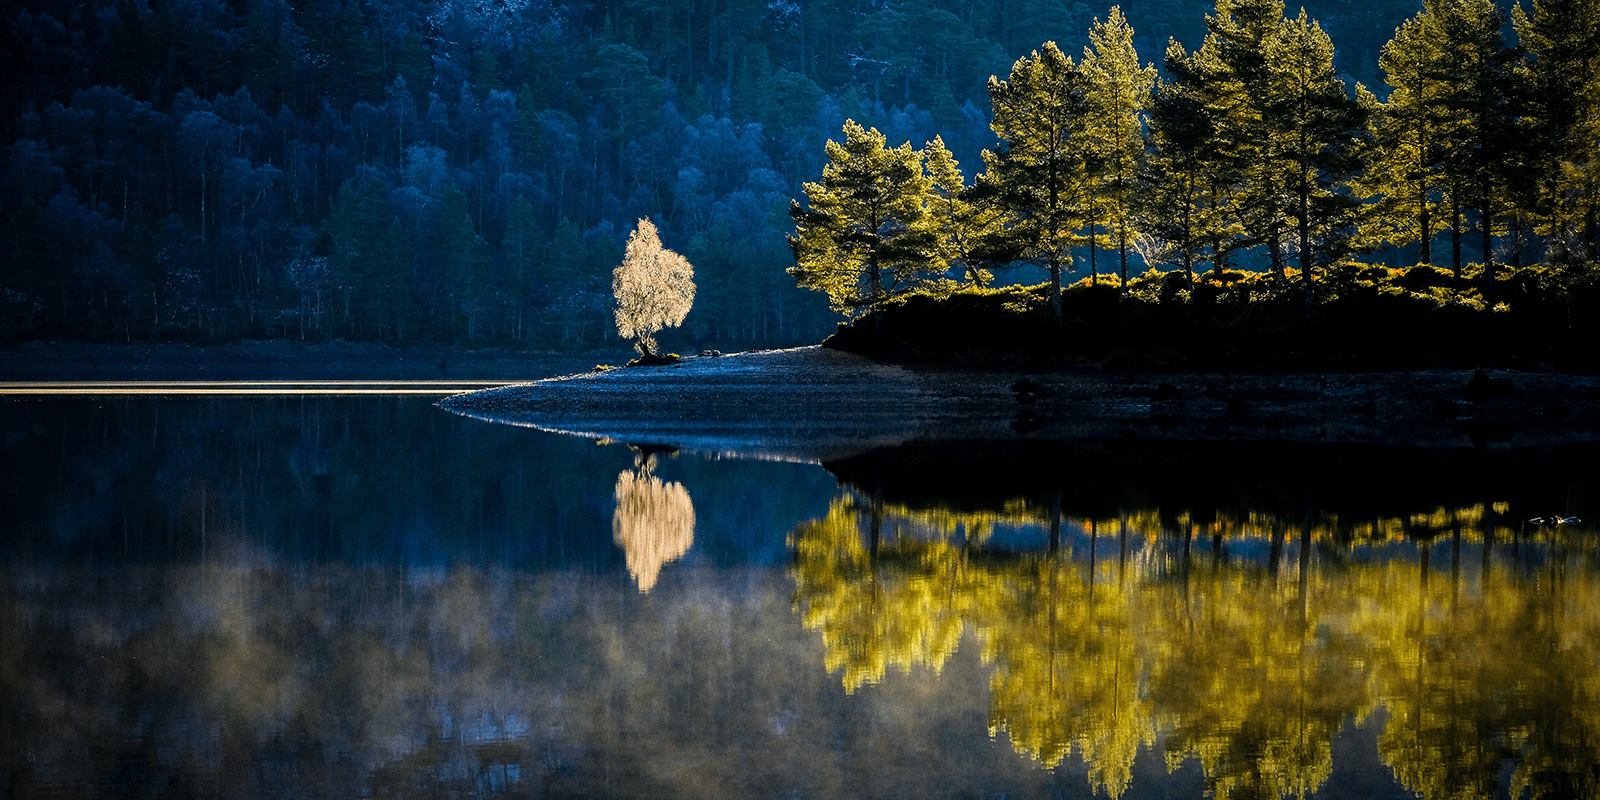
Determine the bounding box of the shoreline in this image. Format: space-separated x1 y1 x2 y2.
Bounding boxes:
438 345 1600 462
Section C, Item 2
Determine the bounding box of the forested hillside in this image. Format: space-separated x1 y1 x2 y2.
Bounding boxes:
0 0 1578 348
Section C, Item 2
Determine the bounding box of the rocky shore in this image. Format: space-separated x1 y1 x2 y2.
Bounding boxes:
438 345 1600 462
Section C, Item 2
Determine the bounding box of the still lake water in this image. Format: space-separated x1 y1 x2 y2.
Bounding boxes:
2 385 1597 799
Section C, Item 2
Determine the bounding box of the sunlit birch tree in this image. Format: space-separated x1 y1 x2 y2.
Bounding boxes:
612 218 696 357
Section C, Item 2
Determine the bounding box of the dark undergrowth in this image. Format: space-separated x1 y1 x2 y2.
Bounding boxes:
824 262 1600 372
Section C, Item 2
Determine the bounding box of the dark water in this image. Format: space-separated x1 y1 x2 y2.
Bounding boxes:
2 390 1597 799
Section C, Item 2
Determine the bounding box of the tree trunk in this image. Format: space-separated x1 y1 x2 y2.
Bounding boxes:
1481 185 1496 300
1587 198 1597 262
1419 178 1431 265
1451 182 1462 278
1118 225 1129 295
1088 188 1098 286
1300 172 1313 307
1048 260 1062 316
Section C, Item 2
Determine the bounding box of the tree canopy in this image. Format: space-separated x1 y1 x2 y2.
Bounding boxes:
787 121 938 316
613 218 696 357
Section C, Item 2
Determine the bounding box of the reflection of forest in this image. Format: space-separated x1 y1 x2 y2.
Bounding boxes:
1 547 1043 799
790 493 1600 800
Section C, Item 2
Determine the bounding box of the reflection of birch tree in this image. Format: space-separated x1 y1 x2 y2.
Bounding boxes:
612 453 696 592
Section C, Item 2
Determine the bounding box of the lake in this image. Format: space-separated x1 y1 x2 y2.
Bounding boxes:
2 382 1597 799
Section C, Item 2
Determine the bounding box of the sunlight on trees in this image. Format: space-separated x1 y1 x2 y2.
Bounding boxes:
974 42 1092 316
1081 7 1156 293
613 218 696 357
788 121 940 317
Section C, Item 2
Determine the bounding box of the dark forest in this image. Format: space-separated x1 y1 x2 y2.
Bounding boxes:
2 0 1595 350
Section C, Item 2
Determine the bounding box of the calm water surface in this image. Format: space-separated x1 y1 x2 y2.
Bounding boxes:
2 387 1596 799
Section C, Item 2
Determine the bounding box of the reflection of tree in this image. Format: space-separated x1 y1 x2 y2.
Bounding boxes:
612 453 696 592
1364 532 1600 800
789 496 967 691
790 495 1600 799
1150 527 1364 800
980 551 1154 798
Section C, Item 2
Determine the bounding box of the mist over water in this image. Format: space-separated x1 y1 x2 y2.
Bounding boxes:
2 391 1596 798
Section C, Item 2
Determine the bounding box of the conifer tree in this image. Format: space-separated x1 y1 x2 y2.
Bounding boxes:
1199 0 1295 276
502 197 542 341
789 121 938 316
1354 6 1458 267
1082 7 1157 295
1432 0 1522 292
974 42 1091 316
1513 0 1600 262
924 136 999 287
326 179 416 341
1140 40 1223 287
438 186 493 342
613 218 696 357
1266 11 1366 297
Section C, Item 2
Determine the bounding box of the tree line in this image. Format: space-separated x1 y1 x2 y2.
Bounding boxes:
790 0 1599 317
2 0 1469 348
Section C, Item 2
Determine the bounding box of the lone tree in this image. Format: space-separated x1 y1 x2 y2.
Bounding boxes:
613 218 695 357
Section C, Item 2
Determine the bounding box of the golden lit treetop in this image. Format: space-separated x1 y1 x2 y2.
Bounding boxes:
612 217 696 357
788 121 941 317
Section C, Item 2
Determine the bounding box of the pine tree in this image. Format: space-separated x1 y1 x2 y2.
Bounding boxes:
586 43 667 186
1140 40 1223 287
1354 6 1458 268
1432 0 1522 293
1266 11 1366 297
614 218 696 357
1198 0 1294 276
502 197 542 342
788 121 939 316
438 186 493 342
326 179 416 341
973 42 1091 316
1513 0 1600 262
924 136 999 287
1082 7 1156 295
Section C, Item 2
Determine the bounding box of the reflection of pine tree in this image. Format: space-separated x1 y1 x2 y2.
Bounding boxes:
789 495 966 692
611 452 695 593
1151 529 1361 800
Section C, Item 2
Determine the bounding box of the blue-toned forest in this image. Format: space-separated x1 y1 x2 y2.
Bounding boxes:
2 0 1594 350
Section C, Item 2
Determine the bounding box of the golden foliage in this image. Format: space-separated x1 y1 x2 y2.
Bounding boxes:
790 492 1600 798
613 217 695 356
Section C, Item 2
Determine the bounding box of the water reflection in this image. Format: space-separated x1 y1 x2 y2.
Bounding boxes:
5 393 1599 798
790 465 1600 799
613 450 697 592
